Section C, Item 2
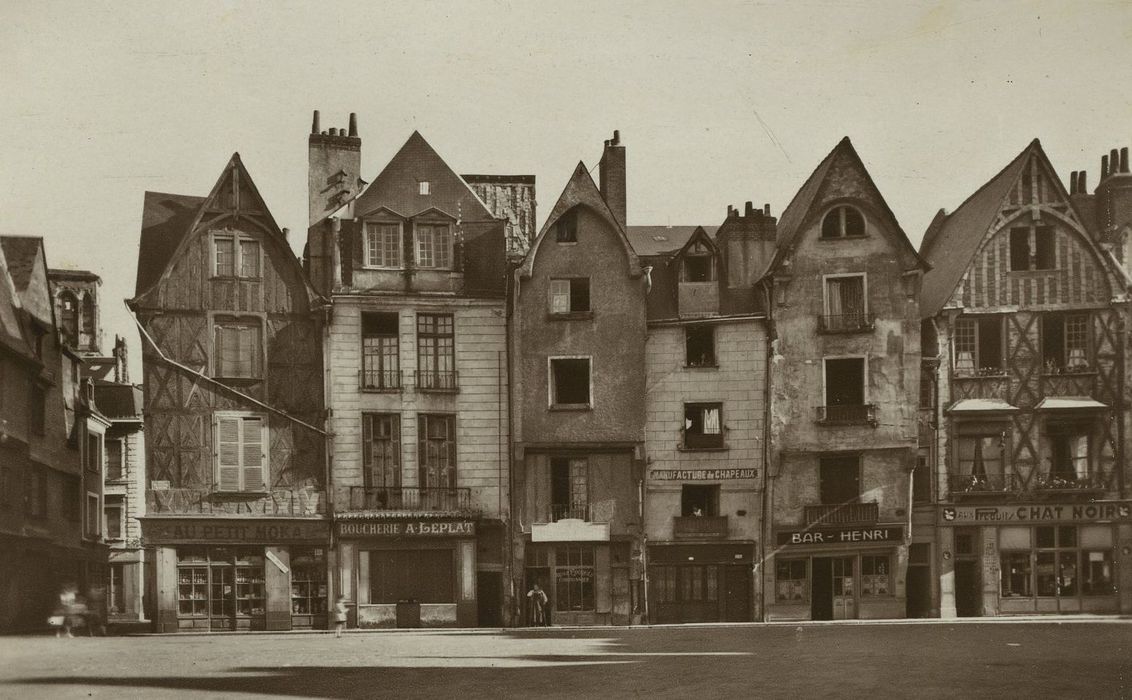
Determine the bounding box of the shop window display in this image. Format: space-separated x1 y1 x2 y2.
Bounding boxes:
291 548 328 615
999 526 1114 599
775 559 807 602
860 555 891 596
176 547 266 619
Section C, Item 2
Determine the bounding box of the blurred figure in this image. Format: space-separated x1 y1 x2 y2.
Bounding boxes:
334 596 348 638
85 584 107 636
55 584 78 638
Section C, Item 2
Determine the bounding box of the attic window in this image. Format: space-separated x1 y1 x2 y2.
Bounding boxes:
1009 226 1055 271
682 243 714 282
556 210 578 243
821 206 865 239
419 181 431 195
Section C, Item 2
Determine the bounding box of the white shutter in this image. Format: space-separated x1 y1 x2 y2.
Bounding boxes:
217 416 241 491
242 416 265 492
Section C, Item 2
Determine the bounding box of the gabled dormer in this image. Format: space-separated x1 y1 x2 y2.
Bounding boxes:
673 226 720 317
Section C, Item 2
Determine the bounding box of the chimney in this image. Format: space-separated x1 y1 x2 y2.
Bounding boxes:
1102 154 1109 180
744 201 754 216
599 130 626 228
308 109 362 227
727 205 736 218
348 112 358 138
1078 170 1087 194
311 110 320 135
1122 147 1129 174
1070 171 1078 195
763 204 771 216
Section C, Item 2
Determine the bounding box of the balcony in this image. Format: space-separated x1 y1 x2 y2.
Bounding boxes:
346 486 474 513
1032 471 1107 495
551 504 589 522
818 312 875 334
947 473 1020 498
417 370 459 393
360 368 402 392
146 487 325 516
816 404 877 426
803 503 878 526
673 515 728 539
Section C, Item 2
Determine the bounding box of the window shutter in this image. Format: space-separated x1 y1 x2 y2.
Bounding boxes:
418 415 429 488
362 414 373 487
217 416 241 491
389 416 401 486
242 416 265 492
446 416 457 487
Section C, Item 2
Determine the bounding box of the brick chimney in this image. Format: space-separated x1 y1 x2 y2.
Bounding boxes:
308 110 362 227
716 201 777 288
599 130 626 228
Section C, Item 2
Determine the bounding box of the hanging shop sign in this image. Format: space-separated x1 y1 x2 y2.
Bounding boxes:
337 520 476 538
651 468 757 481
776 525 903 547
141 518 329 544
940 502 1131 525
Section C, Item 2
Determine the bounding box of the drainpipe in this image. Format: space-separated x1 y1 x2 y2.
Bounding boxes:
759 283 774 623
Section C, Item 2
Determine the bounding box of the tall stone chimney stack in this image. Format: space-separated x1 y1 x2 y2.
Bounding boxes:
308 110 362 227
599 130 627 229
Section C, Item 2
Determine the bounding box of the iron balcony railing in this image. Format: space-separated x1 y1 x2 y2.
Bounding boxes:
673 515 728 539
818 312 875 334
816 404 877 426
417 370 459 392
550 504 589 522
804 503 878 526
360 368 402 392
947 473 1020 496
347 486 473 513
1033 471 1107 493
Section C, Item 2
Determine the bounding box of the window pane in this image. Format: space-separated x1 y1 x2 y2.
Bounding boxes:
215 237 235 276
552 359 590 405
1000 552 1032 597
239 239 260 277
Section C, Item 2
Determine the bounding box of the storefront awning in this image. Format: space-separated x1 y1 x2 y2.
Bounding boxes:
947 399 1018 415
1035 397 1108 412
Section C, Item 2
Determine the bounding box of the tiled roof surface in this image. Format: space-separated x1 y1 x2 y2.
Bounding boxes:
134 191 205 297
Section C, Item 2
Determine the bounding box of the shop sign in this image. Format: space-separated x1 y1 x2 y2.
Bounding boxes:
337 520 476 538
557 567 593 582
776 526 903 546
940 502 1131 525
142 518 329 544
652 468 757 481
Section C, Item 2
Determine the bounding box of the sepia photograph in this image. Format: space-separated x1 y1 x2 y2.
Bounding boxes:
1 1 1130 697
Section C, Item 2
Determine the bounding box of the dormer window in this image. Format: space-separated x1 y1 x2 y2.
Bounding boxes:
682 242 715 282
419 181 431 195
821 206 865 239
556 210 578 243
364 222 402 268
415 223 452 269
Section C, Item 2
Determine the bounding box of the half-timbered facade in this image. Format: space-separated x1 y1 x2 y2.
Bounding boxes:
759 138 927 622
130 154 328 632
920 139 1131 617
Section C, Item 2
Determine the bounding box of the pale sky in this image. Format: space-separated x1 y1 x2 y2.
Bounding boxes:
3 0 1131 379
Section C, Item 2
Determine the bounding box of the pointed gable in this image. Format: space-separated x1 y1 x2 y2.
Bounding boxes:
521 162 640 279
354 131 494 221
769 137 926 276
0 241 32 357
0 237 54 323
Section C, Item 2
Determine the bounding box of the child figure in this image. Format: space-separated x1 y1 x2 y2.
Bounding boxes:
334 596 348 638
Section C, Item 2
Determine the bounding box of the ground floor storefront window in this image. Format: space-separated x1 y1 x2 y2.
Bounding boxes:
176 547 265 623
770 550 897 620
555 545 595 613
290 548 327 615
367 549 455 604
999 525 1114 600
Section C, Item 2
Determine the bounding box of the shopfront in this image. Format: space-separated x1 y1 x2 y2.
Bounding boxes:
335 517 477 628
142 517 330 632
522 540 635 626
938 501 1131 616
647 544 753 623
766 525 907 621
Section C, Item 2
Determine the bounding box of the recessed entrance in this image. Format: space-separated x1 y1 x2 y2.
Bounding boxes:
811 556 855 621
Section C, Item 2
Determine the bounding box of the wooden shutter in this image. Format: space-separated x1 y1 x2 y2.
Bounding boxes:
388 416 401 487
418 415 429 488
362 414 373 488
242 416 265 491
445 416 457 487
217 416 241 491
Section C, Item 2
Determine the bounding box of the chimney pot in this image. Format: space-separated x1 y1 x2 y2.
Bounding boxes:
1070 171 1078 195
1102 155 1109 179
329 127 338 136
763 203 771 216
1078 170 1087 194
348 112 358 138
311 110 320 135
281 227 289 241
744 201 754 215
612 130 620 145
1122 147 1129 174
1111 149 1120 177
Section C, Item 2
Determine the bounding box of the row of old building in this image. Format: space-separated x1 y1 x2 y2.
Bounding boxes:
25 112 1131 633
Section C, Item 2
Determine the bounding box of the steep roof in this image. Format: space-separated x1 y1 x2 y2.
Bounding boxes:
0 236 54 324
918 140 1036 316
0 241 32 358
520 162 641 279
1 237 42 296
134 192 206 297
626 225 718 257
354 131 494 221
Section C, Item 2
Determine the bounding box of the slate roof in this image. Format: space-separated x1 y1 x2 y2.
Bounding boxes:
1 237 42 296
134 191 206 297
354 131 495 222
92 380 143 420
918 140 1036 316
0 241 32 358
626 225 718 257
1 236 54 324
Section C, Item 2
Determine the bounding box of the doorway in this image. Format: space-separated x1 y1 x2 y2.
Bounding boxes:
811 556 856 621
906 543 932 618
723 565 751 622
476 572 502 627
954 560 981 617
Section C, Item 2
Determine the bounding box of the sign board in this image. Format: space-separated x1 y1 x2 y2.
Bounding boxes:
940 502 1131 525
265 550 290 574
141 518 329 544
652 468 757 481
151 480 170 491
776 525 903 547
336 520 476 538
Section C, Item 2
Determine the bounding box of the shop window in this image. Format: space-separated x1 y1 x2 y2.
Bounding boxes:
212 316 263 379
1082 550 1115 596
59 291 79 346
681 484 719 517
214 414 267 492
104 498 123 540
556 209 578 243
651 565 677 604
1000 551 1032 597
363 413 401 491
364 222 402 268
554 545 595 612
361 312 400 390
683 403 723 449
106 440 124 481
953 316 1004 376
418 414 456 489
821 206 865 239
548 278 591 315
819 454 860 505
213 232 261 278
550 457 588 521
417 314 456 390
685 326 716 367
1009 226 1055 271
1041 313 1090 373
775 559 807 602
1043 426 1090 487
999 526 1114 599
369 549 454 604
549 357 591 408
290 548 327 615
860 555 891 596
415 223 452 269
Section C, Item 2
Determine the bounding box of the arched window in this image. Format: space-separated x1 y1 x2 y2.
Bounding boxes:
821 206 865 239
81 293 95 348
59 291 79 347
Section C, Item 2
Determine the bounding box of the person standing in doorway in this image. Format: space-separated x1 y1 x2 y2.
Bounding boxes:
334 596 348 638
526 582 549 627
